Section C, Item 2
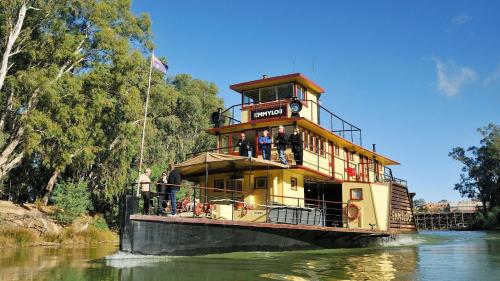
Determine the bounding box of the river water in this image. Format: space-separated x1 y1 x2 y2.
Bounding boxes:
1 231 499 281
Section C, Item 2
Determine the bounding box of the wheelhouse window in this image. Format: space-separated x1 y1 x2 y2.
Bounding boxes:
296 85 306 100
242 83 293 105
243 89 259 105
277 83 293 99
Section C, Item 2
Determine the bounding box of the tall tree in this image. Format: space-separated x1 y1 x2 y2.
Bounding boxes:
0 0 152 203
449 123 500 213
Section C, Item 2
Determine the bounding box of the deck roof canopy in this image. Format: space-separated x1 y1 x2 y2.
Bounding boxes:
230 73 325 94
175 152 288 177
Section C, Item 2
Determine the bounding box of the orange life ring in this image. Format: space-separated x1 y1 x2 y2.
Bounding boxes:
345 203 361 220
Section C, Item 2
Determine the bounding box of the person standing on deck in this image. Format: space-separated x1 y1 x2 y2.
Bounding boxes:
236 132 251 157
276 125 288 165
167 163 182 216
289 127 303 165
156 171 169 212
138 168 152 214
259 130 272 160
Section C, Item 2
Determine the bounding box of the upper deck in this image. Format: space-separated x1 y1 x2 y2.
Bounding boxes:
205 73 404 185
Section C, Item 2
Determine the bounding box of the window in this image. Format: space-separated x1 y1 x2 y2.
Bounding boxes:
350 188 363 200
319 138 326 156
220 134 229 153
254 177 267 189
214 180 225 192
226 179 243 192
334 145 340 156
243 83 294 105
296 85 306 100
277 83 293 100
308 133 314 151
260 86 277 103
290 177 298 191
243 89 259 105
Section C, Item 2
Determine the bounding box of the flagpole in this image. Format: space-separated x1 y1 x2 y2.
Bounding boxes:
137 52 154 197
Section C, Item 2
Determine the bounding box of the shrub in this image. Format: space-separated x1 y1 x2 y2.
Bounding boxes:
471 207 500 229
90 215 109 230
51 181 92 225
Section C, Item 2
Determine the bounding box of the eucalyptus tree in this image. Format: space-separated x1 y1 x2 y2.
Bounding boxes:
449 123 500 212
0 0 152 204
1 1 223 215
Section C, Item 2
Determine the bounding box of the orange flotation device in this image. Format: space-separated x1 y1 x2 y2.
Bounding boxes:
345 203 361 220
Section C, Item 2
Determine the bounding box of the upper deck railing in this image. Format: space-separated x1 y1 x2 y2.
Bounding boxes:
217 99 363 146
186 145 407 187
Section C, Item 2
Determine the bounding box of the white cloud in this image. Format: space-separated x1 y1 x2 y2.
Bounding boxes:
432 58 477 96
451 13 470 26
483 62 500 88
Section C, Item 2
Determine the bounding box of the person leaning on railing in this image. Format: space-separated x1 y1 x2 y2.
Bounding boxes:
138 168 152 214
167 163 182 216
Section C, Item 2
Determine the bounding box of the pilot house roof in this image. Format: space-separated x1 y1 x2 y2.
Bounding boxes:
230 73 325 94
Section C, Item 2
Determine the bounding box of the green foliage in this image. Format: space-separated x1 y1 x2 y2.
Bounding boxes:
52 181 92 225
90 215 109 230
413 198 426 212
471 207 500 230
0 0 223 226
449 123 500 212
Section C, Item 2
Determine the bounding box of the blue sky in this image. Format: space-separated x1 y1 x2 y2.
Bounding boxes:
132 1 500 202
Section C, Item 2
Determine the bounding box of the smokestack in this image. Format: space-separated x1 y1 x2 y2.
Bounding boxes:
262 74 268 79
372 144 376 153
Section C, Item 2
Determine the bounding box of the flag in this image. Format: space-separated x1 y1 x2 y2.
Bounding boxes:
152 54 168 74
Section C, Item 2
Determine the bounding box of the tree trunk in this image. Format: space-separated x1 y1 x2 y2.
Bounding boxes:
0 3 27 92
41 169 60 205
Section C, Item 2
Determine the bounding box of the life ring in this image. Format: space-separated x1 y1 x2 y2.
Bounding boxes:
345 203 361 220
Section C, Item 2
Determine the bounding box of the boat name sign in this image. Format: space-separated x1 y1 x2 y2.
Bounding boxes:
251 106 287 120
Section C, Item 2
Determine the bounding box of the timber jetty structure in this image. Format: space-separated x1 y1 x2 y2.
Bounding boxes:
120 73 417 256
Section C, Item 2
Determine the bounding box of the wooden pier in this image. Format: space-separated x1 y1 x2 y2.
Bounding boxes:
415 211 478 230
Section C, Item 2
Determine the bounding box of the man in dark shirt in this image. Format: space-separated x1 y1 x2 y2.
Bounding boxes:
235 132 251 157
289 127 303 165
167 163 182 215
276 125 288 165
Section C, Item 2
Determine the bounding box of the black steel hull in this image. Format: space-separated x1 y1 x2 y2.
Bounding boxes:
119 196 389 256
122 217 389 256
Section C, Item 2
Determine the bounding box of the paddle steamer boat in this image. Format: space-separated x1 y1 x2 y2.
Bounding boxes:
120 73 417 256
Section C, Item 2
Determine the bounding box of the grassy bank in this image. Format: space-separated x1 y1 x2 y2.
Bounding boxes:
0 224 118 248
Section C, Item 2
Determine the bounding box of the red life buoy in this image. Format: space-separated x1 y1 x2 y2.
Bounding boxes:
345 203 361 220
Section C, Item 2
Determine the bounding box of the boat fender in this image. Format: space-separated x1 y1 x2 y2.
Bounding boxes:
239 206 248 218
345 203 361 220
194 202 203 216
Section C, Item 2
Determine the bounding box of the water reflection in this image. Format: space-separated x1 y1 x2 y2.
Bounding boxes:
1 232 499 281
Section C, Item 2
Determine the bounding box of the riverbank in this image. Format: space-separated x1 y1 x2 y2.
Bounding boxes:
0 200 118 248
